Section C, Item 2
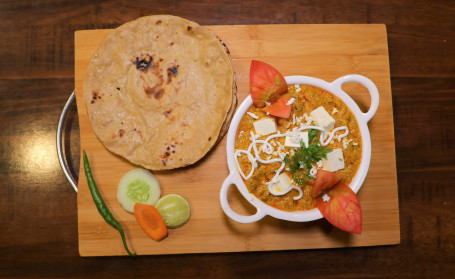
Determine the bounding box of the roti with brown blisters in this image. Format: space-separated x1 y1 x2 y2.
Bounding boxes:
83 15 236 170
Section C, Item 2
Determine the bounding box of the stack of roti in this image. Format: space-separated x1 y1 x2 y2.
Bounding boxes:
83 15 236 170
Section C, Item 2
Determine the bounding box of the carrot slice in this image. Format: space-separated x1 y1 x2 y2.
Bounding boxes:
134 203 168 241
261 94 292 118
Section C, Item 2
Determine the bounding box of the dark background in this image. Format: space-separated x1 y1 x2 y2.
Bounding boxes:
0 0 454 278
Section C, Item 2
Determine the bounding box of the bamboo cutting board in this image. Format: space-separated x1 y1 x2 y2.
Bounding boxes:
75 24 400 257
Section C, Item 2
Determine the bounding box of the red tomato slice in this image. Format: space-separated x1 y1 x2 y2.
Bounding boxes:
316 183 362 234
312 169 341 199
261 94 292 118
250 60 288 108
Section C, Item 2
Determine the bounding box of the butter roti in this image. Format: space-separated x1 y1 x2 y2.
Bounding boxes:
83 15 236 170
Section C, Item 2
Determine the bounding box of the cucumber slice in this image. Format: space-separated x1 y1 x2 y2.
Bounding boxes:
155 194 191 229
117 168 161 213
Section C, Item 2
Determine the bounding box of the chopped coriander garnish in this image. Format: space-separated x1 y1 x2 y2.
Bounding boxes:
283 129 332 186
308 128 319 144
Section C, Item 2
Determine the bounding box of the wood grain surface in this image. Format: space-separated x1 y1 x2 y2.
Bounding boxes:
1 0 454 278
75 24 399 256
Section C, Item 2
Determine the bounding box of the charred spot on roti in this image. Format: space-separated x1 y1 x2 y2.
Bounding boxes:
167 65 179 83
91 91 100 104
160 145 176 166
156 20 162 24
221 42 230 54
164 109 173 118
170 66 178 75
145 85 165 99
119 129 125 137
92 91 99 99
187 26 192 31
208 137 212 141
116 87 120 91
133 54 153 71
161 140 178 158
163 142 178 157
137 57 166 99
170 42 174 46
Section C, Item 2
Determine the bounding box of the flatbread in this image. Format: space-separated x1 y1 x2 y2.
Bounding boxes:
83 15 236 170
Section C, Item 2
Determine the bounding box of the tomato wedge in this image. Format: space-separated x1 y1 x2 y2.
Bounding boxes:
312 169 341 199
316 183 362 234
262 93 292 118
250 60 288 108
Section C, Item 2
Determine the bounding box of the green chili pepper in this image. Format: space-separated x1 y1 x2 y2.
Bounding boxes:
83 150 136 256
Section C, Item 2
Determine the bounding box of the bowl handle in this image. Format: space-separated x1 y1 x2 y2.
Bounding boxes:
331 75 380 123
220 174 266 223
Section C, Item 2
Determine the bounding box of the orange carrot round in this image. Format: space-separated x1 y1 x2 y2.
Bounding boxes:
134 203 168 241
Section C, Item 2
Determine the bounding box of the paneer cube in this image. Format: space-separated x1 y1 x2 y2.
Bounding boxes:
253 117 277 136
284 131 308 148
310 106 335 131
322 148 345 172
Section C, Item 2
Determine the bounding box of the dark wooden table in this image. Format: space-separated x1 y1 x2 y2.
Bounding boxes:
1 0 454 278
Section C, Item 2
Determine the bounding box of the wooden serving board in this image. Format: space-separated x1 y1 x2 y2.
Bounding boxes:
75 24 400 257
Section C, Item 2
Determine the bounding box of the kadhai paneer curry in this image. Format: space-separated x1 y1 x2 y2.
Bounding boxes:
234 84 362 212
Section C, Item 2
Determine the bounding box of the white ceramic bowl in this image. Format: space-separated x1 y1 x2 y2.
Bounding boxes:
220 75 379 223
